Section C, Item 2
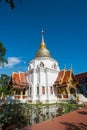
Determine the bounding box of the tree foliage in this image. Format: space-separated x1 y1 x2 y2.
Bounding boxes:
0 0 23 9
0 74 10 95
0 42 8 66
5 0 15 9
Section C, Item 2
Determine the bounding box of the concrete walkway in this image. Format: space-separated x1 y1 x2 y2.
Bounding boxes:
21 103 87 130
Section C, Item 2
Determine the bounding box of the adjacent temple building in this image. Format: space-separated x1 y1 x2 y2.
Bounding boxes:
9 31 87 103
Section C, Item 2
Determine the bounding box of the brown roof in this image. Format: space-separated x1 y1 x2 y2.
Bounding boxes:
12 72 29 89
21 104 87 130
75 72 87 82
55 70 64 83
12 73 20 85
63 70 71 83
54 69 78 87
54 70 71 85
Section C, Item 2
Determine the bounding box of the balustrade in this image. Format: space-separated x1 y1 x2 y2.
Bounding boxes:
57 94 69 99
14 95 28 99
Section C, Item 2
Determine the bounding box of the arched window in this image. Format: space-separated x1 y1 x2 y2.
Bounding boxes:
42 86 45 94
29 65 31 69
40 62 44 68
54 63 57 69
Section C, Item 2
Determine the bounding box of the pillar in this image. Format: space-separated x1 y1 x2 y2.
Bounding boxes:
20 90 23 99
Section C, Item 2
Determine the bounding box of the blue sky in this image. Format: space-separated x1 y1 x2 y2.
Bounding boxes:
0 0 87 76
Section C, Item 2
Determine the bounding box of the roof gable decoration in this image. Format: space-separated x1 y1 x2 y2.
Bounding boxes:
54 69 66 84
60 69 66 84
19 71 27 83
54 67 79 86
12 71 29 89
12 72 20 85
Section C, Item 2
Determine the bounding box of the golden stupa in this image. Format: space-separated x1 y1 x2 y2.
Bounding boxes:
35 30 51 58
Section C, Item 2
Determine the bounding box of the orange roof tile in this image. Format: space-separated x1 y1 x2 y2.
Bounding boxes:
54 69 78 87
12 72 29 89
19 72 27 83
63 70 70 83
55 70 64 84
12 73 20 85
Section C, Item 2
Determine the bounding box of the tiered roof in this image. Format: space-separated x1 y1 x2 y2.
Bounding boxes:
12 72 29 89
54 69 78 86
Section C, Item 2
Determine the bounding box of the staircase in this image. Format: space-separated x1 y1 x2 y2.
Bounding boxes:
77 94 87 102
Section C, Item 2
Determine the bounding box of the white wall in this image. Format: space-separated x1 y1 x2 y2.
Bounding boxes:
27 57 60 103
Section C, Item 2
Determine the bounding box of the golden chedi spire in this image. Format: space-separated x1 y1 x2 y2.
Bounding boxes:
35 30 51 58
40 30 46 49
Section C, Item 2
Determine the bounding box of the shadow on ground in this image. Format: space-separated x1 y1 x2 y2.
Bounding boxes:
77 110 87 115
60 122 87 130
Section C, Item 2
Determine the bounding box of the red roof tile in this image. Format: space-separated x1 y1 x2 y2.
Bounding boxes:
12 73 20 85
54 70 64 83
63 70 70 83
19 72 27 83
75 72 87 82
54 70 71 85
12 72 29 89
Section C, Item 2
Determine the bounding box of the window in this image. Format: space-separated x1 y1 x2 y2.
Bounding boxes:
23 88 25 95
37 87 39 95
70 87 75 94
54 63 57 69
50 86 53 94
29 65 31 69
40 62 44 67
42 86 45 94
30 87 32 95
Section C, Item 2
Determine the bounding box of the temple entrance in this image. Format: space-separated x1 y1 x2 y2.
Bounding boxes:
70 87 75 94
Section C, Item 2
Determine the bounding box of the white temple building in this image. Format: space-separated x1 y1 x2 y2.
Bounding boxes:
10 31 79 103
26 31 60 103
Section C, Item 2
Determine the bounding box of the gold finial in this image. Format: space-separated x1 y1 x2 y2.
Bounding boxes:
40 29 46 49
41 29 44 43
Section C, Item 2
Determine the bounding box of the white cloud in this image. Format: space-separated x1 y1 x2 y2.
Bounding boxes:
4 57 21 68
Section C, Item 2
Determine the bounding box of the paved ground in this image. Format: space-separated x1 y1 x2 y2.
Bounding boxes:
21 103 87 130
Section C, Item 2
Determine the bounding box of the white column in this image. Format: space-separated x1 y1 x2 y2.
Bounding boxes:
20 90 23 99
45 68 49 101
32 69 37 102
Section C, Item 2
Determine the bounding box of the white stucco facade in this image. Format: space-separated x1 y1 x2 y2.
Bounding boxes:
24 30 61 103
26 57 60 103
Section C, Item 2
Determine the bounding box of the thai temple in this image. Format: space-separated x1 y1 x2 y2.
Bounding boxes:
9 31 87 103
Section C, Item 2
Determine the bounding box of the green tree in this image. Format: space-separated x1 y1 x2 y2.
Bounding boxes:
5 0 15 9
0 0 23 9
0 42 8 67
0 74 11 96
